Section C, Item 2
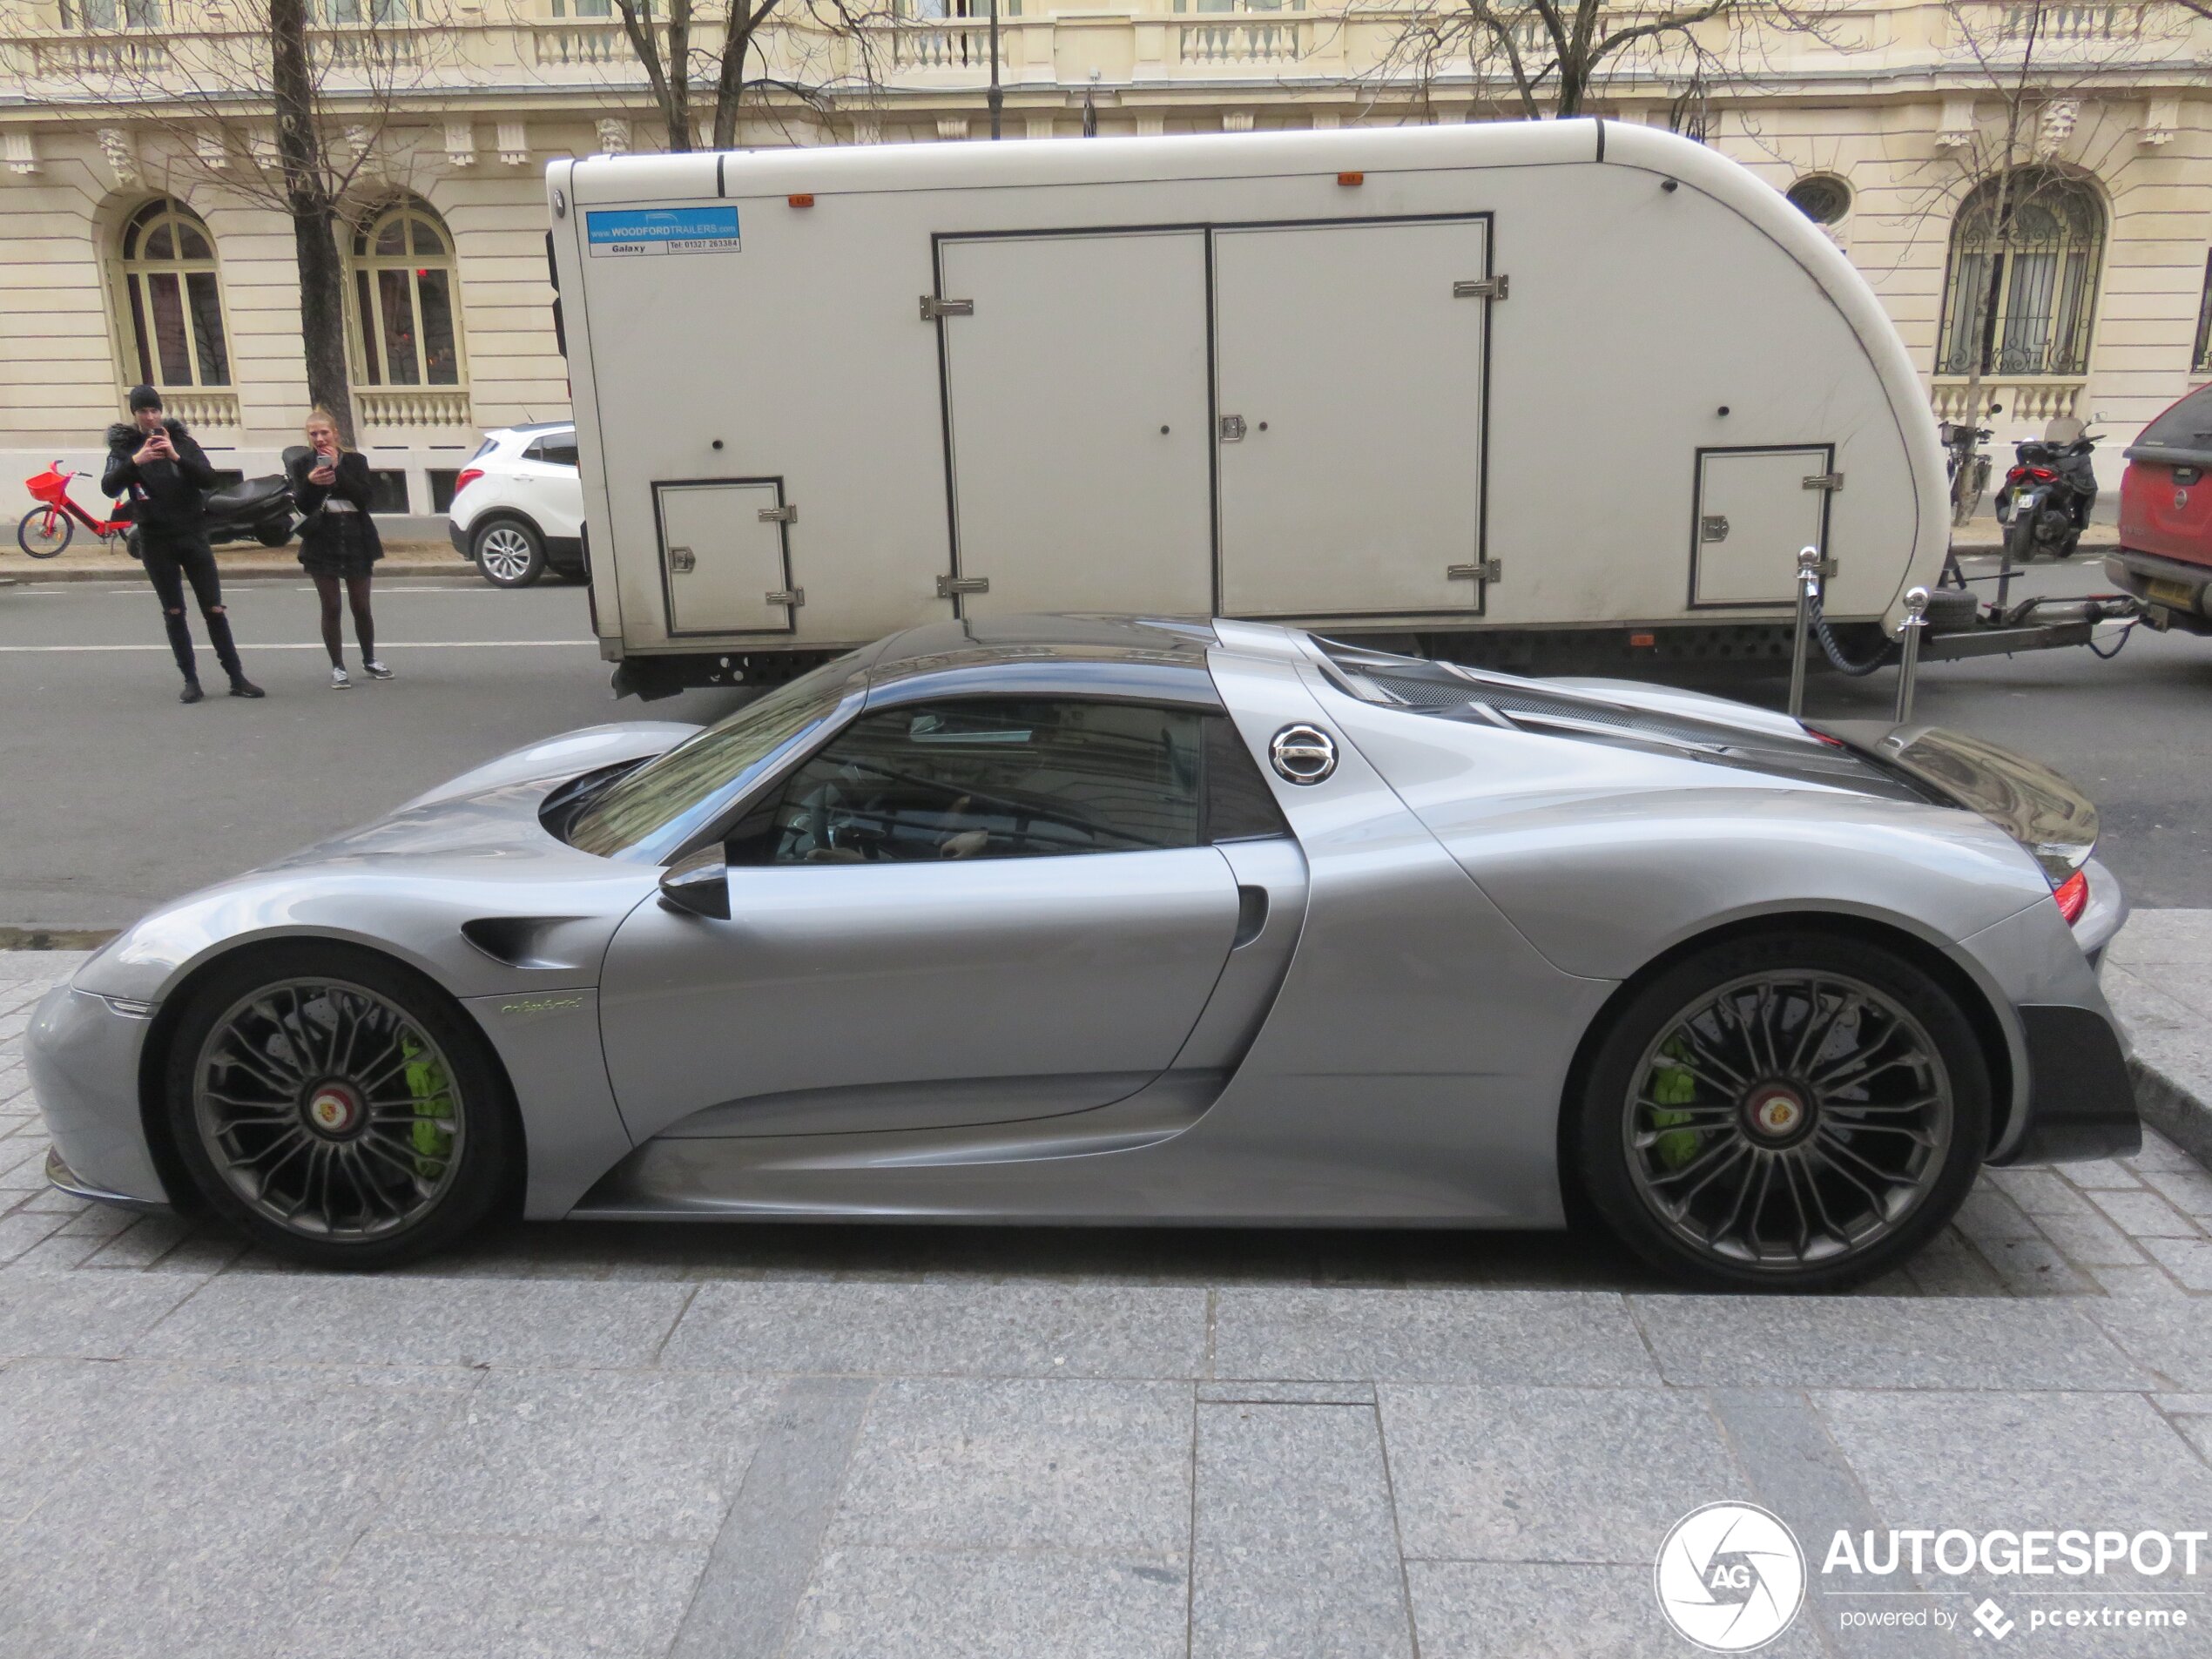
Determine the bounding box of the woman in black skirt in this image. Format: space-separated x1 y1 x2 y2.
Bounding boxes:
289 408 390 689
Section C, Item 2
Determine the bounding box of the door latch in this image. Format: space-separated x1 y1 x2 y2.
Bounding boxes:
669 544 696 573
1218 415 1247 442
1700 516 1730 543
919 295 974 320
1453 276 1509 300
936 574 989 597
1447 560 1503 583
1802 471 1845 492
759 503 797 524
765 588 804 608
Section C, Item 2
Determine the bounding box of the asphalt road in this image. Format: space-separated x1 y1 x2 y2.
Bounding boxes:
0 559 2204 929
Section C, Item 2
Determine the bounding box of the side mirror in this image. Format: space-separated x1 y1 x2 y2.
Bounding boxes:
658 845 730 921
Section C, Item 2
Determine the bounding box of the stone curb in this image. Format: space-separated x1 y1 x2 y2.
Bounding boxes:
2131 1055 2212 1170
0 551 462 584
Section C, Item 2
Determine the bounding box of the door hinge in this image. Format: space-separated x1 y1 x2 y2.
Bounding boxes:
669 544 696 573
1453 275 1509 300
1447 559 1503 583
1802 471 1845 492
758 503 798 523
936 574 989 597
920 295 974 320
765 588 804 607
1699 515 1730 543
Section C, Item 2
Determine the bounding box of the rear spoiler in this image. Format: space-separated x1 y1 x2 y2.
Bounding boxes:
1812 722 2096 881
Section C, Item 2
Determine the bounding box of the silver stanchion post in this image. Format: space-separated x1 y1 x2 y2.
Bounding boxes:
1893 585 1930 725
1788 545 1822 719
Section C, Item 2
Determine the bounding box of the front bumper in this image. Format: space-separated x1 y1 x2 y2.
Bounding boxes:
23 984 171 1210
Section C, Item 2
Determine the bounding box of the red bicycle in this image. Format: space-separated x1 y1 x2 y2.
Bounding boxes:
17 462 132 558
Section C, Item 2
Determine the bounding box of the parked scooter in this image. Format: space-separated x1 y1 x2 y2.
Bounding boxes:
125 470 297 558
1995 418 2101 562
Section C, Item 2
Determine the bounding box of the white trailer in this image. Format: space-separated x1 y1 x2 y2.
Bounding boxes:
547 118 1948 697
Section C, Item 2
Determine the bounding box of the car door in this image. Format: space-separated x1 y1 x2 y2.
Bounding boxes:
598 695 1245 1143
520 428 584 539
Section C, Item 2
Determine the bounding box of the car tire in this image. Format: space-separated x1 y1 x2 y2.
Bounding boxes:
473 517 545 588
1571 930 1990 1292
162 941 517 1270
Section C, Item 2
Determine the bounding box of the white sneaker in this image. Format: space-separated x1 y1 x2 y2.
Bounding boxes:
330 666 351 690
363 660 395 681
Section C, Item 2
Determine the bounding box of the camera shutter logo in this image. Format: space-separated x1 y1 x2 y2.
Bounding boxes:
1655 1502 1806 1652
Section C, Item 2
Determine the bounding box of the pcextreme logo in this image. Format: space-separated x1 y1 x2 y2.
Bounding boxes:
1655 1502 1808 1652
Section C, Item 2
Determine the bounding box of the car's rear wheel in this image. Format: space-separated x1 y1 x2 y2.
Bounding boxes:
163 943 515 1269
473 518 544 588
1573 932 1989 1291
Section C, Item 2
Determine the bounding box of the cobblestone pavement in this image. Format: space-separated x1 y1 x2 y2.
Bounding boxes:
5 934 2212 1658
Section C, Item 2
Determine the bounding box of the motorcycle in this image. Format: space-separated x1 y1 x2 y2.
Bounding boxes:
1995 420 2101 562
121 471 297 558
1939 418 1994 525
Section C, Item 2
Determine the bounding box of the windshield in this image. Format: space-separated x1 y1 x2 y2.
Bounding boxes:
566 659 860 861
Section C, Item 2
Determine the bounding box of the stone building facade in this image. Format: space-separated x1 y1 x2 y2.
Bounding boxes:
2 0 2208 514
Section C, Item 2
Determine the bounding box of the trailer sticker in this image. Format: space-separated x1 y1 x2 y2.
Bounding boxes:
586 206 740 258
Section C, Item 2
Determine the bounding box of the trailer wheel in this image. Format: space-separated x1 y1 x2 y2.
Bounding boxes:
473 519 545 589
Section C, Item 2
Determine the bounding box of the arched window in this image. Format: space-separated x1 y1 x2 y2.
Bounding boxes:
1937 169 2103 378
348 199 464 388
116 198 230 389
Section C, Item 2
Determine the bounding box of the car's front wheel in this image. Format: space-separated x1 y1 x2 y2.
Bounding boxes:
473 517 544 588
163 943 516 1269
1573 932 1989 1291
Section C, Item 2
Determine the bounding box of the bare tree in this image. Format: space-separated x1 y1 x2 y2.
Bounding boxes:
30 0 451 442
1366 0 1854 124
605 0 894 153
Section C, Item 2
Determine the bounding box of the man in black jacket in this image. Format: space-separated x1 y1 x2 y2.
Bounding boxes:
103 385 263 702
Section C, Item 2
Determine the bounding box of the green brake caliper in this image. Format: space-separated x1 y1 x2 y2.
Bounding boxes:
398 1033 455 1179
1646 1036 1704 1170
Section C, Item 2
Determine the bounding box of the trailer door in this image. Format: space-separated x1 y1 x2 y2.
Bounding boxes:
1690 446 1835 607
1213 218 1490 618
936 231 1213 618
656 479 798 636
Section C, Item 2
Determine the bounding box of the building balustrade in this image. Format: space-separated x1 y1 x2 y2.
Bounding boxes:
355 387 473 428
3 3 2206 97
1930 375 2085 424
154 388 241 428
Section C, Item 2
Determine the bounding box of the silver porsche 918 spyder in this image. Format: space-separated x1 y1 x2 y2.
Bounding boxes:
29 617 2136 1290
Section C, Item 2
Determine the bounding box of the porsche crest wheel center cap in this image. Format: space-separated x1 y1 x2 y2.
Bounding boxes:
1745 1084 1809 1143
306 1082 362 1136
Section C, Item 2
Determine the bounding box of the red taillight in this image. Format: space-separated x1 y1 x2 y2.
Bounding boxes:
2052 867 2088 925
453 468 484 494
2028 467 2057 482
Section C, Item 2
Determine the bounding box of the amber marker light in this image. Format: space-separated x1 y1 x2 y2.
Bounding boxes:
1337 172 1364 186
788 193 816 208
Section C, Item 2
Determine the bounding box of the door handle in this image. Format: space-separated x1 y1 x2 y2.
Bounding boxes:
1233 885 1269 949
670 545 696 573
1218 415 1246 443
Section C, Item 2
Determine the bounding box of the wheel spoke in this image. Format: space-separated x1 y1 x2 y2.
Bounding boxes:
1623 966 1952 1276
194 974 466 1242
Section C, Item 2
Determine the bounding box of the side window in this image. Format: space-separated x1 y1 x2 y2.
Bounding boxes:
523 434 578 467
738 698 1205 865
1203 716 1291 843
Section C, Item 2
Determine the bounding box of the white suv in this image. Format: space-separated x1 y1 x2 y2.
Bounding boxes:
448 422 587 588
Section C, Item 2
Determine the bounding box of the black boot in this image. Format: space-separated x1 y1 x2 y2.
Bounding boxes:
179 679 204 705
206 608 249 685
229 677 266 698
163 609 198 688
